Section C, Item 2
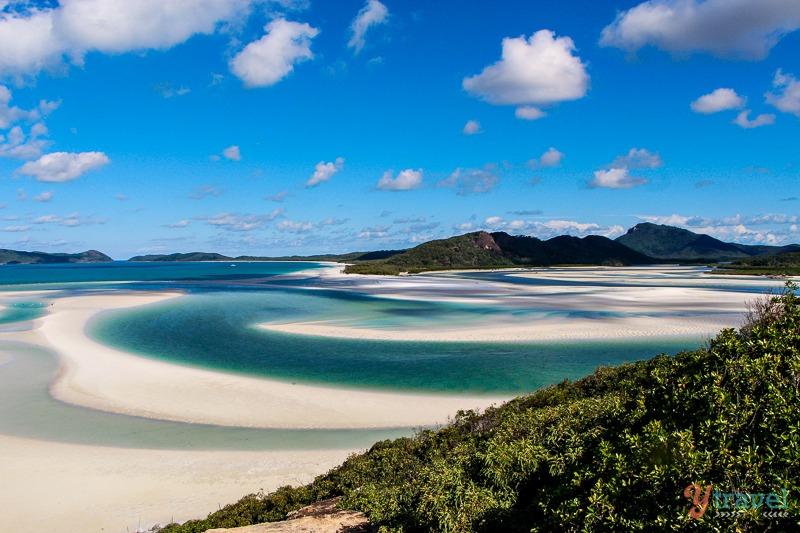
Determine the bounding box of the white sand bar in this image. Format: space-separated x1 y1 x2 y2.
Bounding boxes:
19 292 505 429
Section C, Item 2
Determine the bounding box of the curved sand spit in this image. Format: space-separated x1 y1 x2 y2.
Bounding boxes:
23 292 506 430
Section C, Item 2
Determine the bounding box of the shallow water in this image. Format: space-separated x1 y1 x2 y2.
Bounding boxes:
91 289 701 394
0 341 409 450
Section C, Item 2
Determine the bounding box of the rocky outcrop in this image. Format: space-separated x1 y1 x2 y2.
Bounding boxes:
205 497 369 533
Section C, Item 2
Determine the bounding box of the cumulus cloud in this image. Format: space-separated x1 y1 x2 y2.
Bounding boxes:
0 123 50 159
691 88 745 113
18 151 109 182
200 209 282 232
732 110 775 128
529 147 563 168
0 0 252 77
377 169 423 191
33 213 104 227
277 219 314 233
600 0 800 60
306 157 344 187
514 106 546 121
611 147 662 169
230 18 318 88
222 145 241 161
33 190 53 202
348 0 388 53
439 167 499 195
766 69 800 117
462 119 481 135
590 168 647 189
463 29 589 116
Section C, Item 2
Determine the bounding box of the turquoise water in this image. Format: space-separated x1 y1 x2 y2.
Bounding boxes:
91 289 701 395
0 301 47 325
0 261 766 450
0 260 322 288
0 341 408 450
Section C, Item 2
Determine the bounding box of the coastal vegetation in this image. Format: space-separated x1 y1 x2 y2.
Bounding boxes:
157 284 800 532
714 251 800 276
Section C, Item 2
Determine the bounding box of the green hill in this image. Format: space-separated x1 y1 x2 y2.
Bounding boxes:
345 231 653 274
615 222 797 261
0 249 112 265
156 283 800 532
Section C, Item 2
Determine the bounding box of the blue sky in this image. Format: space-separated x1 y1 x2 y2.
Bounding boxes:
0 0 798 258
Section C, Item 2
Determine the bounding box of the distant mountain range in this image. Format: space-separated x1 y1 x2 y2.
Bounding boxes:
0 249 111 265
3 223 798 273
128 250 404 263
616 222 799 261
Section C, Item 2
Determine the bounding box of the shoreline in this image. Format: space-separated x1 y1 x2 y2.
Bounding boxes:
17 291 506 429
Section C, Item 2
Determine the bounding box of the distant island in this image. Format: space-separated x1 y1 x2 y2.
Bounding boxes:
3 223 798 276
0 249 111 265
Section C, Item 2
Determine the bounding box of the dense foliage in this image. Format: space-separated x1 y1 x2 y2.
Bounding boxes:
717 251 800 276
345 231 652 275
158 284 800 532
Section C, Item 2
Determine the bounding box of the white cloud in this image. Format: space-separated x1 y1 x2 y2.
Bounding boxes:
202 210 282 232
18 151 109 182
0 0 252 77
165 219 190 228
462 119 481 135
529 147 563 168
222 145 241 161
611 147 662 169
306 157 344 187
377 169 423 191
766 69 800 116
590 168 647 189
463 29 589 108
348 0 388 53
514 106 546 121
0 123 49 159
474 216 625 239
732 110 775 128
277 219 314 233
33 213 104 227
438 167 499 195
691 88 745 113
600 0 800 60
34 190 53 202
230 18 318 88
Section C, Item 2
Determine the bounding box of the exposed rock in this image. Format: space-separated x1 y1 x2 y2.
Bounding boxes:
205 497 369 533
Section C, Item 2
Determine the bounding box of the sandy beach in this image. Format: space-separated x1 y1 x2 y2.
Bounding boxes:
0 433 351 533
13 292 505 429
